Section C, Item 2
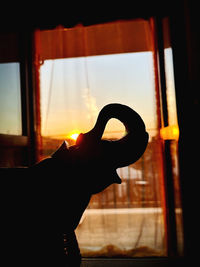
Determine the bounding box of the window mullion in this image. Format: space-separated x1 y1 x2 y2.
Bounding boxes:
155 16 178 257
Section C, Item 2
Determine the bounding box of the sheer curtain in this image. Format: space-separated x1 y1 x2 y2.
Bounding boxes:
34 19 173 257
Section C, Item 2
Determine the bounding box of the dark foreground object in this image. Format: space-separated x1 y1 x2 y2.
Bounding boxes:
1 104 149 266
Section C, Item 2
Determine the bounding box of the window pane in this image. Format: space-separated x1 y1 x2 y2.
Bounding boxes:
0 63 22 135
40 53 157 137
39 52 167 256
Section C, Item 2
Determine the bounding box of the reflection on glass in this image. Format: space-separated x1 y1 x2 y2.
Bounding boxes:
0 63 22 135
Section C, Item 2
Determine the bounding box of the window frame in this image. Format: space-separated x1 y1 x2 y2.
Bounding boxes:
0 32 37 166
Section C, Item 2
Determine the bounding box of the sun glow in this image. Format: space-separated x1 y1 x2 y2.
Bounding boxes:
69 132 80 141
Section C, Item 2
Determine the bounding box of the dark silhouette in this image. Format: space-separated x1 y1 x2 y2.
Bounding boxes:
31 103 149 266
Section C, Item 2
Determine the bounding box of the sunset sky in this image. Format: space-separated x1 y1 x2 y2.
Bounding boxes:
0 48 176 139
40 51 158 139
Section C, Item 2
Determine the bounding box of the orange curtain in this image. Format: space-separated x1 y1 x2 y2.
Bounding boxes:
37 20 154 61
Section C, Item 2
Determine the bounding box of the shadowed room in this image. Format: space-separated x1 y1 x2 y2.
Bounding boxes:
0 1 199 266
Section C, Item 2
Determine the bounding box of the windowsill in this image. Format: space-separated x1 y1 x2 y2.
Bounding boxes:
81 257 184 267
0 134 28 147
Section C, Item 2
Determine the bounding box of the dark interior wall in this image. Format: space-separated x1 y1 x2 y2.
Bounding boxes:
0 1 174 32
169 0 200 258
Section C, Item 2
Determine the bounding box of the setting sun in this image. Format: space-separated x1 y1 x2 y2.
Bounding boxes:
69 133 79 141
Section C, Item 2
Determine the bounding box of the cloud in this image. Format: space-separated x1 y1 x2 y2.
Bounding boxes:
82 87 98 124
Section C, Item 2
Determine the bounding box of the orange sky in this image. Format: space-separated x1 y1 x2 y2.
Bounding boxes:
40 52 157 139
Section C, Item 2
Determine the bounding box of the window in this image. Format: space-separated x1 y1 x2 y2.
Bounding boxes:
0 33 29 167
34 18 183 257
0 62 22 135
0 33 22 135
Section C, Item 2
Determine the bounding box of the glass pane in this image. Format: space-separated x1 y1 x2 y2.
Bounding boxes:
164 47 184 255
0 63 22 135
40 53 157 137
39 53 167 256
164 48 178 126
